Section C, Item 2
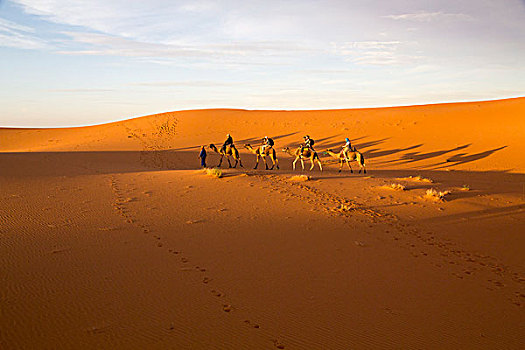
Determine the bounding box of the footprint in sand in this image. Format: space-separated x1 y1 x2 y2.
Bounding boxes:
272 339 285 349
452 273 464 280
489 280 505 288
244 320 260 329
222 304 232 312
211 290 222 297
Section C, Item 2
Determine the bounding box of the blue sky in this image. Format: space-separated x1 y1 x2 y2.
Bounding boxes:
1 0 524 127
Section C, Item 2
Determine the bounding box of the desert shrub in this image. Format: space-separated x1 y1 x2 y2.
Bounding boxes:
290 175 310 182
396 175 433 183
424 188 451 202
205 168 223 178
383 183 406 191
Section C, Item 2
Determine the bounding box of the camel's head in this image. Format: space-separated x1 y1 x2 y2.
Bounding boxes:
282 147 290 152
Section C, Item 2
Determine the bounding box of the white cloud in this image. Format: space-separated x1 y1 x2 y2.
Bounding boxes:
0 18 35 33
179 1 216 13
57 31 207 58
129 81 244 88
55 31 314 63
384 11 474 22
331 41 421 66
0 18 47 49
46 88 115 93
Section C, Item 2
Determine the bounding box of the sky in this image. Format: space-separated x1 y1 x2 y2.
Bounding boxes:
1 0 524 127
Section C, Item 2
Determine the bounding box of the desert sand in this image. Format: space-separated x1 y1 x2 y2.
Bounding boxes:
1 97 524 349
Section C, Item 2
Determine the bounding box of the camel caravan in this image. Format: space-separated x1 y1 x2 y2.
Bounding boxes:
206 134 366 173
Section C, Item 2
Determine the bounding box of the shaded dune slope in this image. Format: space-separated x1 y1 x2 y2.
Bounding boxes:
1 97 524 173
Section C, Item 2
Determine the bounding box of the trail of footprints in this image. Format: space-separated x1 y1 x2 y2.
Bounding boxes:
109 175 287 349
123 118 183 170
254 173 524 308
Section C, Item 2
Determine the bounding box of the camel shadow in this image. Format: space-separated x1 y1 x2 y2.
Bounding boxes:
430 146 508 169
387 144 472 165
364 144 423 160
418 203 525 224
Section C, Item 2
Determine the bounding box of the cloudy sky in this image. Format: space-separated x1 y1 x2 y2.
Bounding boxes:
1 0 524 127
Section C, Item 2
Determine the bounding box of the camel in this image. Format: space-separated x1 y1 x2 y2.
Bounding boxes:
282 146 323 171
209 143 243 168
324 148 366 173
244 144 279 170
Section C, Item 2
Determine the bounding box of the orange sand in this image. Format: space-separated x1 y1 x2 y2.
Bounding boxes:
1 97 524 349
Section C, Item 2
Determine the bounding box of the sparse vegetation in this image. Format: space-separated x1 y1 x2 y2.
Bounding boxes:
461 184 470 191
290 175 310 182
396 175 433 183
205 168 223 178
424 188 451 202
383 183 406 191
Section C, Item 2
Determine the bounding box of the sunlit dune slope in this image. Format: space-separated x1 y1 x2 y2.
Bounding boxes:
1 97 524 172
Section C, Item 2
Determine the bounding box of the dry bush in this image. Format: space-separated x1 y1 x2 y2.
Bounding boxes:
424 188 451 202
382 183 406 191
396 175 433 183
290 175 310 182
204 168 223 178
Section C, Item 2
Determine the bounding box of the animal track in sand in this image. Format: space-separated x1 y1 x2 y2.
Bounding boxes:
251 173 525 307
113 175 247 321
211 290 223 297
272 339 286 349
244 320 260 329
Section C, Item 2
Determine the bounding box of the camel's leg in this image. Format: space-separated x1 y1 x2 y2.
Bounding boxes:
344 155 351 170
345 155 353 173
318 160 323 171
239 158 243 168
268 154 275 170
292 157 298 170
338 159 343 172
227 156 233 168
262 155 269 170
253 154 259 169
359 156 366 174
217 155 224 168
300 158 305 170
309 157 315 171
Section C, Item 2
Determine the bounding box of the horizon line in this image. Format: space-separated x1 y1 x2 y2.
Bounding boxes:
1 95 523 129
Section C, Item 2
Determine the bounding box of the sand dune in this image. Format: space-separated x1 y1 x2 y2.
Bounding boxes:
1 97 524 349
